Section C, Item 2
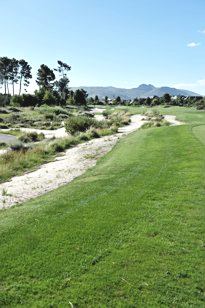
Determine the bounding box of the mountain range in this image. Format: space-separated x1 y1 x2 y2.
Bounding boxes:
71 84 199 100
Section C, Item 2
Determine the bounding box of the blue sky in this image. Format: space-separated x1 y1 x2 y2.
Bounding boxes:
0 0 205 94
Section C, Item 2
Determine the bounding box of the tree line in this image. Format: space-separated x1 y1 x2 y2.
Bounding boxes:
0 57 32 95
0 57 91 107
0 57 71 96
0 56 204 109
87 93 205 109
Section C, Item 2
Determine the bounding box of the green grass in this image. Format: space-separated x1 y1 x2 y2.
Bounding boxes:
0 109 204 306
116 105 205 124
192 125 205 145
0 129 23 137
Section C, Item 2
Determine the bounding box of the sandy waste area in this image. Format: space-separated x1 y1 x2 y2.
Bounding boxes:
0 114 182 209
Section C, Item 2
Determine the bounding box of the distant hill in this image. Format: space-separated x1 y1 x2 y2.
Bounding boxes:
71 84 199 99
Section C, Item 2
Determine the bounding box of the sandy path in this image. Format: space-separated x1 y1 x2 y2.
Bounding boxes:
2 127 68 139
164 115 184 126
0 115 181 209
0 135 119 209
118 114 147 133
0 149 7 155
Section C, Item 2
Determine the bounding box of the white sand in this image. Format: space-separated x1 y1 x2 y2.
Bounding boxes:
17 127 68 139
0 149 7 155
0 135 119 209
164 115 184 126
1 126 68 139
0 115 181 209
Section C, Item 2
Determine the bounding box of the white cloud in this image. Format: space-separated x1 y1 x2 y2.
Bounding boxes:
187 42 200 48
198 79 205 86
198 29 205 34
173 79 205 95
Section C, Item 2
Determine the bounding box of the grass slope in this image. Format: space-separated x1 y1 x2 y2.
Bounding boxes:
0 111 205 306
192 125 205 145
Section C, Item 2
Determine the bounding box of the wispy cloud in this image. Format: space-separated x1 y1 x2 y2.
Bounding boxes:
173 79 205 94
187 42 200 48
198 29 205 34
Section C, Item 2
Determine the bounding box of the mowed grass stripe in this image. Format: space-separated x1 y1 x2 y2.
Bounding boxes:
192 125 205 145
0 125 204 306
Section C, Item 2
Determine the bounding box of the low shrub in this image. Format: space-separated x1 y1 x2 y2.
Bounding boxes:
65 116 98 134
19 132 45 143
10 142 27 152
196 99 205 110
44 113 55 121
87 128 100 139
78 133 90 141
53 106 69 116
0 142 7 149
107 111 131 127
49 136 80 154
42 91 57 106
8 113 21 123
0 94 11 106
0 123 9 129
102 110 112 118
141 119 170 129
50 142 65 153
11 94 39 107
99 127 118 136
8 106 21 112
0 145 51 183
11 95 24 107
0 108 9 114
38 105 69 116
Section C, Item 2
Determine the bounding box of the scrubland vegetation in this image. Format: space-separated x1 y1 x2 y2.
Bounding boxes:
0 105 70 130
0 108 130 183
140 109 170 128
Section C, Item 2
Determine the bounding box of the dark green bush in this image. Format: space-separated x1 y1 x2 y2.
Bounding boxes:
0 108 9 114
11 95 24 106
65 116 97 135
50 142 65 153
87 128 100 139
53 106 69 115
102 110 111 118
10 142 27 152
78 133 90 141
42 91 58 106
196 99 205 110
9 113 21 122
49 137 79 154
8 106 21 112
44 113 55 120
0 123 9 129
0 142 7 148
19 132 45 143
11 94 39 107
0 94 10 106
